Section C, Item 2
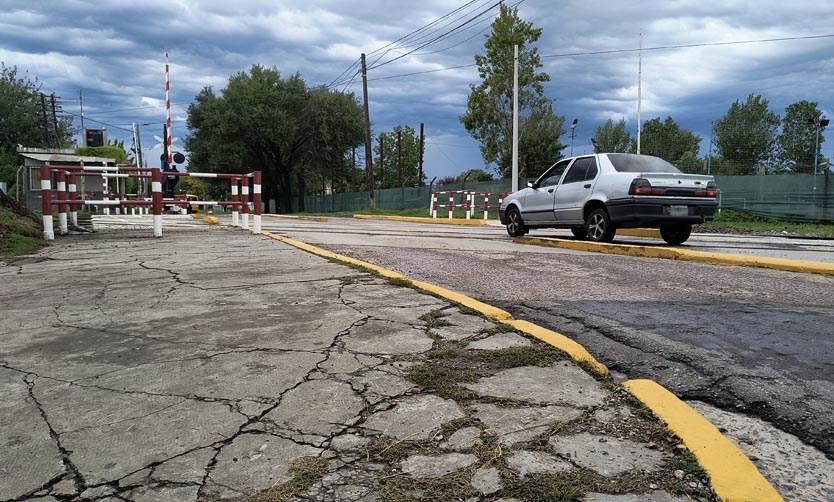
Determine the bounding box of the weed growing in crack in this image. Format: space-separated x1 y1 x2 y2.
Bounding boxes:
478 345 567 369
239 456 328 502
404 364 479 401
478 323 517 336
386 277 413 288
419 309 452 329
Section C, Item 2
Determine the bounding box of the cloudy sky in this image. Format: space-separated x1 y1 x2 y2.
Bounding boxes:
3 0 834 180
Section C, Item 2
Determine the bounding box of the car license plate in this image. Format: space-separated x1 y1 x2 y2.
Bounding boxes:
669 205 688 217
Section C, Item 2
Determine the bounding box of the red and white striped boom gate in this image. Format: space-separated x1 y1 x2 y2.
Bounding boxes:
37 164 262 240
430 191 510 220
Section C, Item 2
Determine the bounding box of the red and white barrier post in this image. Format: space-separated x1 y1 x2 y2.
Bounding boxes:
241 179 250 230
151 168 163 238
56 170 68 235
252 171 262 234
231 180 239 227
68 173 78 226
40 165 54 240
431 192 438 218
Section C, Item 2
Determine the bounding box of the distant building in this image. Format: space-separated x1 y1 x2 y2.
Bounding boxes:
16 147 117 211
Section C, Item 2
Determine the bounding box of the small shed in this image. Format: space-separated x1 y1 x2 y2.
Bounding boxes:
16 147 117 211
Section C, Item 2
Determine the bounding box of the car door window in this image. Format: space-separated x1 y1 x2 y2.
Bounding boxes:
584 158 598 181
539 160 571 187
562 158 589 184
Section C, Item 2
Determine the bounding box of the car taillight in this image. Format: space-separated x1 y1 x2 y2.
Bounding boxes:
694 181 718 197
629 178 667 196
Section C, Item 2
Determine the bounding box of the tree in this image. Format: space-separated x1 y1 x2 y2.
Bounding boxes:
460 4 565 180
777 100 824 174
634 116 701 166
185 65 364 212
0 63 74 187
373 125 423 188
713 94 780 175
592 118 631 153
456 168 493 182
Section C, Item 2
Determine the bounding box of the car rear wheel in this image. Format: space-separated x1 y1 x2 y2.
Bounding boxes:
570 226 587 239
586 208 616 242
660 223 692 245
505 207 527 237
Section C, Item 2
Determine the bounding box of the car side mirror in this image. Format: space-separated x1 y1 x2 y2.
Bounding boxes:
527 181 536 189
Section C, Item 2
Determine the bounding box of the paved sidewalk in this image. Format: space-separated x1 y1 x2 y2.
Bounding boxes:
1 227 716 501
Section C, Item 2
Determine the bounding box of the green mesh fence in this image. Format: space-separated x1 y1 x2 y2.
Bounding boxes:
289 174 834 222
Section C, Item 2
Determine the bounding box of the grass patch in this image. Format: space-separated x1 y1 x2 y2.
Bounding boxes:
479 345 567 368
387 277 413 288
704 209 834 237
404 364 480 401
239 456 327 502
478 323 517 336
0 206 46 261
419 309 452 328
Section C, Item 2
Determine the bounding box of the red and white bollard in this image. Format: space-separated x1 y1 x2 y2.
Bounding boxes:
241 179 250 230
252 171 262 234
40 165 54 240
231 180 239 227
151 168 163 238
68 173 78 226
56 170 68 235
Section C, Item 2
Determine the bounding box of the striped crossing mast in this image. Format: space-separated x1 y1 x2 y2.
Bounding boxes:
165 53 173 167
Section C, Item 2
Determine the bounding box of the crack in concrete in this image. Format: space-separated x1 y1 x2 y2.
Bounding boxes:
21 373 88 498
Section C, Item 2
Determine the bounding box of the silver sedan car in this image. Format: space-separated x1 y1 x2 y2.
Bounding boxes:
498 153 718 245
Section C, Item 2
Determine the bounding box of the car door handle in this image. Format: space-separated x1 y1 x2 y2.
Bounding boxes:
583 183 591 189
548 188 554 193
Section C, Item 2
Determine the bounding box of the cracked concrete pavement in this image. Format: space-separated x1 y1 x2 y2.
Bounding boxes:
2 227 715 501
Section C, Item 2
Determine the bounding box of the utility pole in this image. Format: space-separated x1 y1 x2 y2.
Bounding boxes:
351 147 356 190
418 122 425 187
360 53 375 208
512 44 519 192
79 89 85 130
397 129 402 187
637 31 643 155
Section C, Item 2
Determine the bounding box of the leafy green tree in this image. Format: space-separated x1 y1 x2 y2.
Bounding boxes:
185 65 364 212
456 168 493 182
777 100 824 174
592 118 631 153
373 125 423 188
0 63 75 187
633 116 701 166
713 94 780 175
460 4 565 180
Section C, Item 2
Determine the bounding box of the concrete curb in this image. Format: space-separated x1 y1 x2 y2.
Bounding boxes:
617 228 661 238
353 214 489 226
256 228 781 501
264 214 329 222
516 236 834 276
625 380 782 502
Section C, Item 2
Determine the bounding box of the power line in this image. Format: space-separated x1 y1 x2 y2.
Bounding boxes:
541 33 834 59
64 111 133 133
368 0 504 71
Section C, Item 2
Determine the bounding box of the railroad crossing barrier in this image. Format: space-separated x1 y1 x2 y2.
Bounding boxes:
431 190 510 220
37 164 263 240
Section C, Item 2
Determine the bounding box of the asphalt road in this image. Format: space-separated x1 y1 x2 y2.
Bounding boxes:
249 216 834 459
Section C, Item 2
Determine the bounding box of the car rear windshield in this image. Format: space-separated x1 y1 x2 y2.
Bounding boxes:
607 153 682 173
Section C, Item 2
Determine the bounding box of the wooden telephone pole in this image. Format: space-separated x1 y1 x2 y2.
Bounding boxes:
360 54 375 208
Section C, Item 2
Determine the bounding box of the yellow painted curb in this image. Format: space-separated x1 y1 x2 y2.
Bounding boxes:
200 216 219 225
354 214 489 226
260 231 512 320
618 228 661 238
264 214 329 222
516 236 834 276
624 379 782 502
504 319 608 376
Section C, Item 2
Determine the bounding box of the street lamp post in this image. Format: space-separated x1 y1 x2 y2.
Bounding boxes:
808 116 830 193
570 118 578 156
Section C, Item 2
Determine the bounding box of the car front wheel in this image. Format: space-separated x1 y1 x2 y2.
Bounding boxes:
660 223 692 245
586 208 616 242
505 207 526 237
